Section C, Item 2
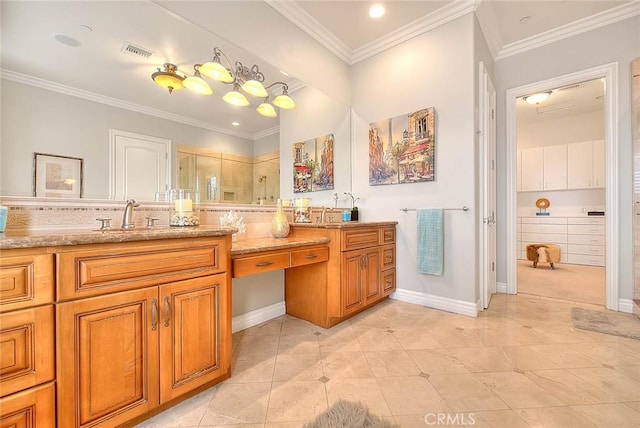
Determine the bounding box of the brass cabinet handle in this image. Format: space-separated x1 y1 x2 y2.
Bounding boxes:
151 299 158 331
163 296 170 327
255 261 274 267
305 254 318 259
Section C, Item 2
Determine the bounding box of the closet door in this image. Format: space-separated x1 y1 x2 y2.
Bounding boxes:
520 148 543 191
543 145 567 190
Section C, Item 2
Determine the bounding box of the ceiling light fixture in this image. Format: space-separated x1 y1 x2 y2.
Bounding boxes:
151 63 184 94
369 4 385 18
523 91 551 105
151 47 296 118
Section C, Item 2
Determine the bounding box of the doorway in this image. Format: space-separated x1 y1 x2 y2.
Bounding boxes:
515 77 606 306
506 63 620 310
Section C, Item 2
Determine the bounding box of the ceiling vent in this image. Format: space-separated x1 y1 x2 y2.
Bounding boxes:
558 83 580 92
121 42 154 59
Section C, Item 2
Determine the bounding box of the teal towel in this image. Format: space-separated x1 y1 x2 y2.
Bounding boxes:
417 209 444 275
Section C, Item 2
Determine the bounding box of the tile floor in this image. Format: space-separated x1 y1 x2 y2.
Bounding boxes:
136 295 640 427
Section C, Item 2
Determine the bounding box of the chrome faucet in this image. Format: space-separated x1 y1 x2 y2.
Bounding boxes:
122 199 139 229
320 206 328 223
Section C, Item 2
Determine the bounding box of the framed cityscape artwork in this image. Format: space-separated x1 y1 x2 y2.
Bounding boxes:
369 107 435 185
293 133 335 193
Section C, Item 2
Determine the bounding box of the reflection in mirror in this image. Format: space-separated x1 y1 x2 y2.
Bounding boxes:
177 146 279 205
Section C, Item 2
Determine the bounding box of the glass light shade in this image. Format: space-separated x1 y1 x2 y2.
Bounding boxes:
199 61 234 83
222 88 250 106
151 65 185 94
524 92 551 104
183 73 212 95
256 102 277 118
272 93 296 109
241 79 268 97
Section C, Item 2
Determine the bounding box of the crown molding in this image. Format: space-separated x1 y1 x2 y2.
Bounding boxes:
264 0 353 63
495 1 640 60
0 68 257 140
253 125 280 140
351 0 477 64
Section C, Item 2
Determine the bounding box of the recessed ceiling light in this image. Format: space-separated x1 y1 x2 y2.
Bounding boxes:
519 16 532 25
53 33 81 47
232 121 240 127
369 4 385 19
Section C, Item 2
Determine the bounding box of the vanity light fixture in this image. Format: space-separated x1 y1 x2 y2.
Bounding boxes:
151 63 185 94
523 91 551 105
151 46 295 117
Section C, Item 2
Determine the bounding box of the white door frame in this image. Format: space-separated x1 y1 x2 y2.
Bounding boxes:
505 63 619 310
479 61 497 309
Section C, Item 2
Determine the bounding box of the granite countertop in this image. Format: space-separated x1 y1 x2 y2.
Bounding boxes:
231 237 331 256
0 226 236 249
290 221 398 229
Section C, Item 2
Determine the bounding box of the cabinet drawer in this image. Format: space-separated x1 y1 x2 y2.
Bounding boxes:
382 270 396 296
0 254 54 313
58 239 226 300
381 227 396 244
0 305 54 398
567 254 605 266
568 234 605 245
567 224 605 235
521 224 567 234
290 246 329 268
382 244 396 270
521 217 567 224
233 252 290 278
568 217 604 225
521 233 567 244
0 381 55 427
341 228 380 251
568 244 605 256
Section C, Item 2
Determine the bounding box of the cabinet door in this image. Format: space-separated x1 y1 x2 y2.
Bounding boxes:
592 140 605 188
567 141 593 189
543 145 567 190
159 274 230 403
57 287 159 428
0 381 55 428
341 251 364 316
362 248 381 303
0 306 54 398
520 148 543 191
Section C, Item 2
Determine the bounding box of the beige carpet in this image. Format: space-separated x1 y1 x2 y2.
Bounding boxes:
572 307 640 339
517 260 605 306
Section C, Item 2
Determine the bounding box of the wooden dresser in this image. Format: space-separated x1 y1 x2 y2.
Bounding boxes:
286 222 397 328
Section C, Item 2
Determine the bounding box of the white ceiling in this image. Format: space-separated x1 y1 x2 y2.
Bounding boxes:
1 1 635 138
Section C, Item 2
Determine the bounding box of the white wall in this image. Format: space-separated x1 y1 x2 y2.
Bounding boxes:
1 80 254 199
517 110 604 149
254 131 280 156
279 85 351 206
350 14 479 305
494 15 640 299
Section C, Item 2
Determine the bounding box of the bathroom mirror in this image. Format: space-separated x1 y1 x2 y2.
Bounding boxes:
0 1 351 204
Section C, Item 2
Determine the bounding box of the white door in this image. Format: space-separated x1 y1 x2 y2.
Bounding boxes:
109 130 171 200
480 62 497 309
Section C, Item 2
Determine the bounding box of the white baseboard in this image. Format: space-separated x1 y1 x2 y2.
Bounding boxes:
618 299 634 314
232 301 286 333
496 281 507 293
391 289 478 317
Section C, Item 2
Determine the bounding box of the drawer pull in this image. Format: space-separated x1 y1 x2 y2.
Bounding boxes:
255 261 274 267
304 254 318 259
163 296 171 328
151 299 158 331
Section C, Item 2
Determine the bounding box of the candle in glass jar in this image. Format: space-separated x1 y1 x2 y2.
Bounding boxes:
174 198 193 212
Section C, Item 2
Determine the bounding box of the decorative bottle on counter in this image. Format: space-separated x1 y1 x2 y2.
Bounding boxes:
271 199 290 238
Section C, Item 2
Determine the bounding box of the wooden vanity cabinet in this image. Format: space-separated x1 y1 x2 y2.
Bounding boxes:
0 249 56 426
55 237 231 428
287 223 396 328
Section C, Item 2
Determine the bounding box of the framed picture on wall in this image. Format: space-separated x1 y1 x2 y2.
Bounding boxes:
34 152 84 198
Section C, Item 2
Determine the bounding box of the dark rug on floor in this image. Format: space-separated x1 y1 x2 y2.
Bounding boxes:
571 307 640 340
304 400 397 428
